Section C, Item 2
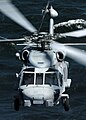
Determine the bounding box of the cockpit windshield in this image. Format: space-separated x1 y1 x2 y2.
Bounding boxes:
21 68 63 87
36 73 43 85
22 73 34 85
45 73 58 86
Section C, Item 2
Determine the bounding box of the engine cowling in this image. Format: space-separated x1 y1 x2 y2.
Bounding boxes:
21 49 29 61
56 51 65 62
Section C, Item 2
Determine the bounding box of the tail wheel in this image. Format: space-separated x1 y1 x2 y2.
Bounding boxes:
62 98 70 111
14 96 20 111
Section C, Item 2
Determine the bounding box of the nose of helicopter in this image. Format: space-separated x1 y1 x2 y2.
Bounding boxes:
22 85 54 101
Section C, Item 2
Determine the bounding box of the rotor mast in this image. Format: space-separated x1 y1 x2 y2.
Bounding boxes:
49 6 58 36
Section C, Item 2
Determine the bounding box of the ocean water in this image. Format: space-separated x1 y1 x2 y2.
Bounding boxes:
0 0 86 120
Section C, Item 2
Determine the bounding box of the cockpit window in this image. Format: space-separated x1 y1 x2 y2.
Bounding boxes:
45 73 58 86
22 73 34 85
36 73 43 85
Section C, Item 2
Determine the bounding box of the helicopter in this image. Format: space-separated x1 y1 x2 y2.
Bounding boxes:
0 0 86 111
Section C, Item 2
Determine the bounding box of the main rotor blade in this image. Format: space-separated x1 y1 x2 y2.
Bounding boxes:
63 43 86 46
0 38 25 43
51 41 86 66
0 0 37 33
62 29 86 37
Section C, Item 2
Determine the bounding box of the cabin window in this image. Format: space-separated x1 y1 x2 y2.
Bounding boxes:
36 73 43 85
45 73 58 86
22 73 34 85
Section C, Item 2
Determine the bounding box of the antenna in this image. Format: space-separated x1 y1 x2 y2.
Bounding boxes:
38 1 50 32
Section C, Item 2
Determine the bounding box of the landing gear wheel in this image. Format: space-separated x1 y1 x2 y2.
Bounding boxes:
62 98 70 111
14 96 20 111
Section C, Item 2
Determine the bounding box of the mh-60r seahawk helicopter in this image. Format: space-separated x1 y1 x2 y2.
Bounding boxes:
0 0 86 111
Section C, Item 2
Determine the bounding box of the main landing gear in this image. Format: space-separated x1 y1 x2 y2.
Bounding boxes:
62 97 70 111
